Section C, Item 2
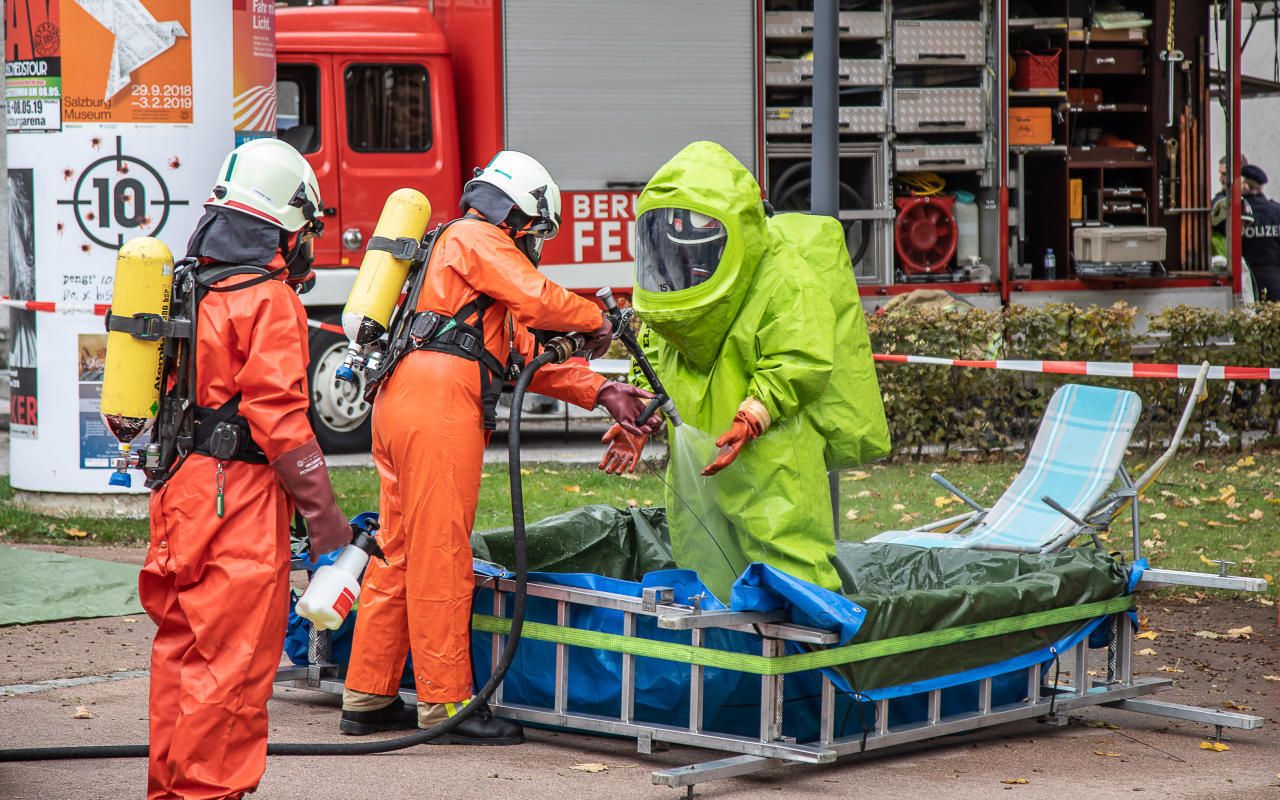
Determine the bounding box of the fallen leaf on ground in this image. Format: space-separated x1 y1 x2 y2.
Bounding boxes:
1226 626 1253 639
1135 647 1158 656
1263 675 1280 682
570 763 608 773
1205 521 1224 528
1136 631 1158 641
845 471 870 481
72 706 95 719
1001 778 1030 785
1223 699 1253 711
1158 664 1184 673
626 498 637 507
65 527 89 538
856 490 876 498
1237 456 1256 468
562 485 581 493
934 495 958 508
1094 751 1122 758
1176 520 1190 528
1249 509 1265 521
1199 741 1230 752
892 503 907 511
1194 631 1221 640
1150 513 1167 521
845 509 858 521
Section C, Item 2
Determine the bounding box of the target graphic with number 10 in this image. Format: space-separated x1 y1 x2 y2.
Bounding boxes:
57 136 190 250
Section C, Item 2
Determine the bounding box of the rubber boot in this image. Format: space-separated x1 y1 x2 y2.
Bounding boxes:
339 693 418 736
422 700 524 746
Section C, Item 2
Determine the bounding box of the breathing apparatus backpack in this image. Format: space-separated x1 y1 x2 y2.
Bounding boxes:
355 215 528 431
102 237 285 489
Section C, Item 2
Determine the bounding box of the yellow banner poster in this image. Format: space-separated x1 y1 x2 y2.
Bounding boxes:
61 0 193 125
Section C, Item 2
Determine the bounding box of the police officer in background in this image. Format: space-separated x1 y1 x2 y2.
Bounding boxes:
1240 164 1280 302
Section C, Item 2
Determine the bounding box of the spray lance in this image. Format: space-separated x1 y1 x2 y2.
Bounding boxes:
594 287 682 428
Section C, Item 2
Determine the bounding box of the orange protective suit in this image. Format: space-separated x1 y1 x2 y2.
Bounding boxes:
140 273 337 800
344 218 606 704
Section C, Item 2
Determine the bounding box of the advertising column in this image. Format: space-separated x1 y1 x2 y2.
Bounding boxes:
5 0 276 499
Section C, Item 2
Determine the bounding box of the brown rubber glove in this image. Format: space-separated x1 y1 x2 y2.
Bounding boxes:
581 314 614 359
271 439 351 556
702 402 769 477
598 423 650 475
595 380 660 436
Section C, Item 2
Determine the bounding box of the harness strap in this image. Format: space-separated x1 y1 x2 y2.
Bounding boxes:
413 295 508 430
190 392 269 465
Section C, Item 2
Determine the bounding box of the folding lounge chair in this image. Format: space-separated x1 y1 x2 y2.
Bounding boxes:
870 365 1210 554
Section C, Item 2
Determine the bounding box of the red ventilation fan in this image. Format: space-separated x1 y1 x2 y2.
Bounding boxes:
894 196 957 275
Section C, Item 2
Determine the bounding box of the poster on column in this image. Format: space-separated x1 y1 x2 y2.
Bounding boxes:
77 335 116 468
5 1 63 132
232 0 277 144
8 169 39 440
60 0 194 126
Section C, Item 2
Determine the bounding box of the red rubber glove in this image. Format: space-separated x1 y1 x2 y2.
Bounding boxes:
271 439 351 555
581 314 614 359
596 381 661 436
598 424 650 475
702 410 765 476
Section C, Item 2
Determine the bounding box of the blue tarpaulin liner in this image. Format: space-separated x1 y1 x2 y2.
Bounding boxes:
287 505 1137 741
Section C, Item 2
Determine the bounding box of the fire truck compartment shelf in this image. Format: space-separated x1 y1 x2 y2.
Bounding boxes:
765 58 886 88
895 144 987 173
893 21 986 66
894 88 986 134
764 10 886 40
767 105 888 136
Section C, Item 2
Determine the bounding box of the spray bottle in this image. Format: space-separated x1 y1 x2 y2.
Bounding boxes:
296 512 384 631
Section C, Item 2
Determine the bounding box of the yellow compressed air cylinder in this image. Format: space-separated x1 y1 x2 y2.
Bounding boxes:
101 237 175 445
341 188 433 346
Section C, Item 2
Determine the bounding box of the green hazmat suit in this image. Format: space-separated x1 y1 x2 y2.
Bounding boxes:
631 141 890 601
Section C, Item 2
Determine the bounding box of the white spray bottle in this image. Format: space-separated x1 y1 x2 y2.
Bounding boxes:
297 517 384 631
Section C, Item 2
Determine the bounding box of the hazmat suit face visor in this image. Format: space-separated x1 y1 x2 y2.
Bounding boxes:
635 207 728 292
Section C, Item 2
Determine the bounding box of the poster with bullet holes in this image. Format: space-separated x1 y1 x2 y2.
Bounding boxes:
4 3 265 493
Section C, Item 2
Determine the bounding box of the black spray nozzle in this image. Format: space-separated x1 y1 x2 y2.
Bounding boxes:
352 528 387 563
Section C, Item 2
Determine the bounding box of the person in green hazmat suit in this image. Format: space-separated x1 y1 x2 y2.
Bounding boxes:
598 141 890 601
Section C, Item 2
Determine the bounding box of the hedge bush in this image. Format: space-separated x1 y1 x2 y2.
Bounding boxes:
866 301 1280 457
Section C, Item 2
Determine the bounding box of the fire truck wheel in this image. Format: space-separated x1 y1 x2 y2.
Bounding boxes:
307 323 373 454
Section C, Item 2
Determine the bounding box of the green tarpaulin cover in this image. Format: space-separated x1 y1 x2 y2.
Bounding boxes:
0 546 143 626
477 506 1130 691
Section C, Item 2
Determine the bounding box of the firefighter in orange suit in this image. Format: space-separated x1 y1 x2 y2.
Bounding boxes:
340 151 657 742
139 139 352 799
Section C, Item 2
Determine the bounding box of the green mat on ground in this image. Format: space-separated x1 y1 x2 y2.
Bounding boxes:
0 546 143 626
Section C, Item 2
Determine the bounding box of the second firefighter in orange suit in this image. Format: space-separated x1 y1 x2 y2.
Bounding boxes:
341 151 656 742
140 140 352 799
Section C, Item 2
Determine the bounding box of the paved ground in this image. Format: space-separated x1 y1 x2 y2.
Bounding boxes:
0 544 1276 800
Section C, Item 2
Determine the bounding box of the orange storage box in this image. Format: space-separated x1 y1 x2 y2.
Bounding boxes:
1009 107 1053 146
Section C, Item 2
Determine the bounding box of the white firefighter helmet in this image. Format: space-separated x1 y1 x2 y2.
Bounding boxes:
206 138 322 233
465 150 562 238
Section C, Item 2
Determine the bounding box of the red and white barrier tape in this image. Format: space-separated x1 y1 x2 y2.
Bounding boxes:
873 354 1280 381
7 298 1275 380
307 319 345 336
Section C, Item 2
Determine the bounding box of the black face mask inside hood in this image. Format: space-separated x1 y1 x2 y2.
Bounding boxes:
185 206 282 266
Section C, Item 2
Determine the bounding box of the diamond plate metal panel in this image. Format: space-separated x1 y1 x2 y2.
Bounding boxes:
765 58 885 88
893 21 986 66
893 88 985 133
894 144 987 173
764 11 885 40
766 105 888 135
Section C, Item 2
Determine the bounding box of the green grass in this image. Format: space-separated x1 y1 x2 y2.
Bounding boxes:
4 453 1277 598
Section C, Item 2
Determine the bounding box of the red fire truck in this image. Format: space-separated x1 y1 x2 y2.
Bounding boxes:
279 0 1254 451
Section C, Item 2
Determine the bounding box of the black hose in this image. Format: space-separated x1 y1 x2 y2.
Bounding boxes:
0 350 557 763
